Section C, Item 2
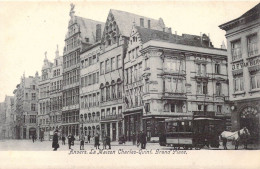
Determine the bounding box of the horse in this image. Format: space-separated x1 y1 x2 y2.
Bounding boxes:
219 127 250 150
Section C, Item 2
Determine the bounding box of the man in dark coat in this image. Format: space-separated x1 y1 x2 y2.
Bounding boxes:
132 133 136 145
106 135 111 149
87 134 91 143
140 131 147 149
94 134 100 149
62 134 66 145
68 133 75 149
32 134 35 143
52 130 59 151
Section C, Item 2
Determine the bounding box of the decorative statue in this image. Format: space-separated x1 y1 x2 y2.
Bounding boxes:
70 3 75 18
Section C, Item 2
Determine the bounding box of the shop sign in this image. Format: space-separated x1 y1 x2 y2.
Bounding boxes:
232 56 260 70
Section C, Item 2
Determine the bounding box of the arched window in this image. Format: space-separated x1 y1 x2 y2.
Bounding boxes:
111 80 116 99
106 82 110 100
88 113 91 121
100 83 105 102
92 112 96 121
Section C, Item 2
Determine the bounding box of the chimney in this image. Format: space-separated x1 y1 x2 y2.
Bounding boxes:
148 20 151 29
168 28 172 34
96 24 102 42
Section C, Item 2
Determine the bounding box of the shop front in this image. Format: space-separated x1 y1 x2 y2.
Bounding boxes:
231 101 260 144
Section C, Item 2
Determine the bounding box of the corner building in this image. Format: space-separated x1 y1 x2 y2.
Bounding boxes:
137 27 229 141
61 6 104 138
220 3 260 144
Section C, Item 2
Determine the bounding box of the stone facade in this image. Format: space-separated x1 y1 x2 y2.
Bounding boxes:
220 3 260 143
13 73 39 139
79 43 101 139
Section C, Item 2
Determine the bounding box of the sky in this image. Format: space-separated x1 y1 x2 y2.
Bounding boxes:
0 0 259 102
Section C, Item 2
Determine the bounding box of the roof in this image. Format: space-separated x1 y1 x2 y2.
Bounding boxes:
135 26 215 48
219 3 260 31
75 16 105 43
109 9 167 37
67 16 105 44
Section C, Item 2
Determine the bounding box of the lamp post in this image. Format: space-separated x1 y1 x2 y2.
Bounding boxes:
80 114 84 137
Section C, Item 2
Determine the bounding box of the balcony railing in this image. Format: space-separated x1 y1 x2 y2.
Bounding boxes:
101 114 122 121
162 91 186 100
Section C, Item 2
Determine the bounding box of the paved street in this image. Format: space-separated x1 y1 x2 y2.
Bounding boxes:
0 139 259 151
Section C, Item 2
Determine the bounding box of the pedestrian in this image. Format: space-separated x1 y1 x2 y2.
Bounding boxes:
94 134 100 149
137 132 141 148
80 134 85 150
132 133 136 145
106 135 111 149
32 134 35 143
87 134 91 143
68 133 75 149
140 131 147 149
52 130 59 151
222 137 228 150
103 135 107 149
62 134 66 145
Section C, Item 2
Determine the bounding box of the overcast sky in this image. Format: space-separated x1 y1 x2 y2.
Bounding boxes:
0 1 259 102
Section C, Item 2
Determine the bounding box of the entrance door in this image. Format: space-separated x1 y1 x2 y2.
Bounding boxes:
107 123 110 137
112 123 116 141
23 128 26 139
240 107 259 143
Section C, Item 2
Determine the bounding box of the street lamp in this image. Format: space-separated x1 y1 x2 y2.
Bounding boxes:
80 114 84 137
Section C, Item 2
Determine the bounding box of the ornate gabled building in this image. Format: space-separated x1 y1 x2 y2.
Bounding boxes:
49 46 63 134
38 52 53 140
61 4 104 138
99 9 169 141
219 3 260 144
126 26 229 141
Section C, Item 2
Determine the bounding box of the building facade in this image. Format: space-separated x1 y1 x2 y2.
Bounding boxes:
61 5 104 138
128 26 230 141
38 54 53 140
219 3 260 143
98 9 168 141
13 73 39 139
49 46 63 133
80 43 101 138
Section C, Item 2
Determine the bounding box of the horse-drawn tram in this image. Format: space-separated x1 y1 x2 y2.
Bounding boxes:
162 115 223 149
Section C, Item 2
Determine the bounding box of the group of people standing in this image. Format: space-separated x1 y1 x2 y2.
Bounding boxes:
132 131 147 149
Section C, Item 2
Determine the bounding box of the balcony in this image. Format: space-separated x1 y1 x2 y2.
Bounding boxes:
193 111 215 117
162 91 187 100
100 114 122 121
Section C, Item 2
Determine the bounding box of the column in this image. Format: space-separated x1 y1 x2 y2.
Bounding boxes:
116 121 119 141
110 122 113 140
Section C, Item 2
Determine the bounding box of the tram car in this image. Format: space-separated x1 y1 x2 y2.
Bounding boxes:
161 116 223 149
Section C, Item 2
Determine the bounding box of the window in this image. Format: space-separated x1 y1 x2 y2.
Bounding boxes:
117 55 122 68
217 105 222 114
215 64 220 74
106 108 111 116
197 82 207 94
93 73 96 84
203 82 208 94
250 73 260 90
234 76 244 92
216 82 221 96
31 93 36 100
197 64 206 76
231 40 242 61
106 59 110 73
247 34 258 57
106 85 110 100
26 93 28 100
96 72 99 83
112 107 116 115
89 56 93 66
145 58 149 69
31 103 36 111
170 104 175 112
111 57 116 70
198 105 202 111
117 82 122 98
29 115 36 123
32 85 36 90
